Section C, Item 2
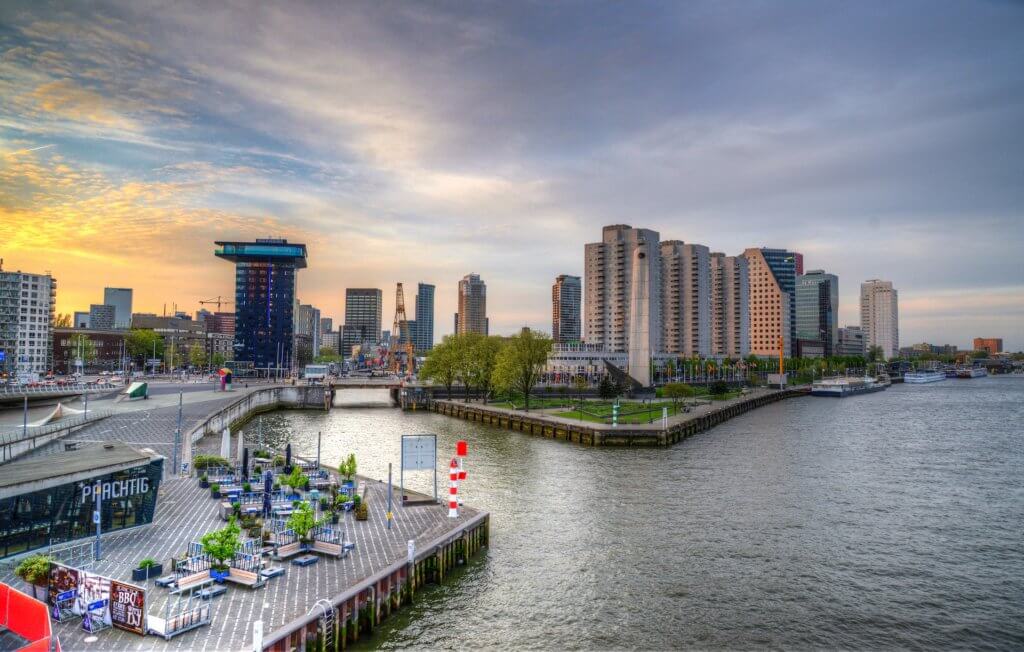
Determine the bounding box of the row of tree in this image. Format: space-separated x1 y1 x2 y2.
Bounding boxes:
418 329 553 409
67 329 225 371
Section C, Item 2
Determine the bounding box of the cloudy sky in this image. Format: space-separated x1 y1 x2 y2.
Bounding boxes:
1 1 1022 349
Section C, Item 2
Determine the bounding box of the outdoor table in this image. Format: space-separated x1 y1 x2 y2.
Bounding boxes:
198 585 227 600
154 575 177 588
291 555 318 567
261 567 286 579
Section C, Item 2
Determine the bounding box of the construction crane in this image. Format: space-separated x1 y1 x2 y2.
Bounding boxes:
388 283 415 376
199 296 234 311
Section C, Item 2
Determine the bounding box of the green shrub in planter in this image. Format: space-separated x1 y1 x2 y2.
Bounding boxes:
272 455 285 467
242 482 252 492
273 482 281 491
15 554 51 586
210 483 221 498
194 454 230 470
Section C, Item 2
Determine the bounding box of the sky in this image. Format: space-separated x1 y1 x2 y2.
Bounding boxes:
1 1 1022 350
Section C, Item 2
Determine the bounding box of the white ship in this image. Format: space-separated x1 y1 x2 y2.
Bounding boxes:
904 370 947 384
810 376 889 397
956 367 988 379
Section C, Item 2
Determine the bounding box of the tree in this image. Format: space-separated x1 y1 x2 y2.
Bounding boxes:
598 375 615 399
68 333 97 366
419 335 459 399
453 332 483 401
573 374 588 409
866 345 884 363
126 329 163 367
189 342 207 369
286 503 318 543
319 346 337 358
54 313 72 328
491 329 552 411
211 352 226 368
200 517 241 571
470 336 504 403
662 382 695 410
338 453 356 482
282 466 306 494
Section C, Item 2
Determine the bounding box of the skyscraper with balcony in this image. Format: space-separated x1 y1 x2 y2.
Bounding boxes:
413 283 435 352
341 288 382 356
860 279 899 360
795 270 838 357
710 253 749 358
743 248 794 357
660 241 711 357
552 275 581 344
214 239 307 369
103 287 133 328
456 274 487 335
584 225 661 354
0 267 56 379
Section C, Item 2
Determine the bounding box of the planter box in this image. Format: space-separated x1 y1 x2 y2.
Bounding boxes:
200 480 210 488
330 514 340 524
211 491 221 499
25 582 47 601
132 563 163 582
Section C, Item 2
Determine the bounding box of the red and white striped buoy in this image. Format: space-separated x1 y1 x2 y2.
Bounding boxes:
448 457 459 518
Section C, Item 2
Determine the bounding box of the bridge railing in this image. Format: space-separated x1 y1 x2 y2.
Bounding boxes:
0 408 115 463
0 383 117 398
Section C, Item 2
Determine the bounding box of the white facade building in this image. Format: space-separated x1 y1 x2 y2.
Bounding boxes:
860 279 899 360
710 253 750 358
0 270 56 379
660 240 711 357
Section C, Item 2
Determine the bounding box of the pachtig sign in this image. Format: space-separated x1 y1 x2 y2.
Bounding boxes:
80 477 150 504
109 579 146 635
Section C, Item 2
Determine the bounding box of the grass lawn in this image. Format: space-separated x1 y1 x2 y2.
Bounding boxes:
555 401 689 424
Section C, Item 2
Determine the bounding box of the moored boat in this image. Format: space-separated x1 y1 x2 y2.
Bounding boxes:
904 370 947 384
956 367 988 379
811 376 889 397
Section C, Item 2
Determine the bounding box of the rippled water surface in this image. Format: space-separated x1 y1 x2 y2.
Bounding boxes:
253 379 1024 649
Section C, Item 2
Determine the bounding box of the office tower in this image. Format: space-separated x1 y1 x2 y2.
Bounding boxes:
837 326 866 357
89 304 116 329
341 288 382 356
552 275 581 344
660 241 711 357
0 268 56 379
320 317 333 334
745 246 798 356
710 253 749 358
860 279 899 360
321 330 339 352
413 283 435 352
584 225 661 354
103 287 133 328
296 303 322 353
627 240 654 386
743 248 794 357
215 238 307 369
973 338 1002 354
456 274 487 335
795 270 839 357
73 311 90 328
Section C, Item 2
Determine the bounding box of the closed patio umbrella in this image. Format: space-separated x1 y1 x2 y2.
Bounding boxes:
242 447 249 480
262 470 273 518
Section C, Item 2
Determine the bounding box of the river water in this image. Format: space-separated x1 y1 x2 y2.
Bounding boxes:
253 378 1024 649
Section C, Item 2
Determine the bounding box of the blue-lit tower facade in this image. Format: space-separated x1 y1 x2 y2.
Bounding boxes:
215 239 307 371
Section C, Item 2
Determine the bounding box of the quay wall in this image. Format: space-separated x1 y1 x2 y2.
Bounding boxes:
430 389 808 447
262 512 490 652
186 385 329 445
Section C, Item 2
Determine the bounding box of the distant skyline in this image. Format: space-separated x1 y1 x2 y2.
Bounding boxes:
1 1 1022 349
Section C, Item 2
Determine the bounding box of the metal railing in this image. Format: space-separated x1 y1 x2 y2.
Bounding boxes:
0 408 114 462
0 383 117 398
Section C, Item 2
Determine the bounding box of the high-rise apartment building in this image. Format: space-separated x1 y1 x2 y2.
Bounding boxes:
660 241 711 357
296 303 322 354
837 325 866 357
413 283 435 352
103 287 133 328
552 275 581 344
795 270 838 357
973 338 1002 354
0 269 56 379
89 304 116 330
710 253 749 358
342 289 382 356
584 225 661 354
215 238 307 369
860 279 899 360
320 317 333 334
456 274 487 335
743 248 794 357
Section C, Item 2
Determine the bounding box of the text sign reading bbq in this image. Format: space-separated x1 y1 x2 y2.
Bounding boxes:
109 580 146 635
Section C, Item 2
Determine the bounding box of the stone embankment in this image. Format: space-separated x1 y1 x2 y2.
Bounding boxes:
431 388 809 446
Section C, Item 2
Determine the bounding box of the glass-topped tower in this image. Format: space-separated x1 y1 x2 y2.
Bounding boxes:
215 239 307 371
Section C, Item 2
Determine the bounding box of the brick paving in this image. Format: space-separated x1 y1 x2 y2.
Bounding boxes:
2 396 482 651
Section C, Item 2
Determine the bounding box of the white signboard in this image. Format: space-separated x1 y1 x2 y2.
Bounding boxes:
401 435 436 471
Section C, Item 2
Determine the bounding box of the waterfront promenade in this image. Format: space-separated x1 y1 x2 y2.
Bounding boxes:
0 382 489 651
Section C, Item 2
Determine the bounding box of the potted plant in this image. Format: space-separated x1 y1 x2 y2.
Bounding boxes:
286 503 317 550
242 482 252 493
201 517 240 583
199 474 210 489
355 494 368 521
231 501 241 518
319 497 330 511
132 557 163 582
210 483 221 499
14 554 51 600
253 465 263 476
338 453 357 487
273 482 281 492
